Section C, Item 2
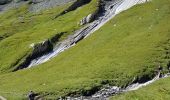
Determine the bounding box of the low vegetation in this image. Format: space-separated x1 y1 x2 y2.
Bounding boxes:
0 0 170 99
111 77 170 100
0 0 98 73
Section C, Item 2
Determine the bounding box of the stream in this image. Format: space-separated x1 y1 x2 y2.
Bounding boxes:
13 0 170 100
61 72 170 100
28 0 149 68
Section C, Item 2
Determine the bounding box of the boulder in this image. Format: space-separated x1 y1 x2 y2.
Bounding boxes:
80 13 95 25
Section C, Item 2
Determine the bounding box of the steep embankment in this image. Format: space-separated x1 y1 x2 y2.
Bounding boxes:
0 0 98 73
0 0 170 99
26 0 149 69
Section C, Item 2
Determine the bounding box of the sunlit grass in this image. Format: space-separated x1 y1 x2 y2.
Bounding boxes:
0 0 170 99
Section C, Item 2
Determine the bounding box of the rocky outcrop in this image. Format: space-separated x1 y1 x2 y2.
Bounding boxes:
80 13 96 25
13 32 65 71
13 40 53 71
78 0 109 26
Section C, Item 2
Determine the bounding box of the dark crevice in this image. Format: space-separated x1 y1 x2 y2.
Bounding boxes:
0 32 15 42
54 0 92 19
131 68 160 85
132 73 155 84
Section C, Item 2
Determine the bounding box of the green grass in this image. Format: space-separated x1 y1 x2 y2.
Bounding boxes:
0 0 170 99
0 0 99 73
111 77 170 100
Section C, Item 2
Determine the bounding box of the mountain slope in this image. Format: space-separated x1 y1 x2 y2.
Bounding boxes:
0 0 98 73
0 0 170 99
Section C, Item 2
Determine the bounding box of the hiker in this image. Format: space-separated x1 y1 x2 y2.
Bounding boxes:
158 65 163 71
28 91 35 100
158 65 163 78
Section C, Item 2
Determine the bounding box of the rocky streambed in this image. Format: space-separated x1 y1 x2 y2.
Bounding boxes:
60 72 170 100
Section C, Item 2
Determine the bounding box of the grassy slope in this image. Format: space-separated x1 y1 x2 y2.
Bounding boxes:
0 0 98 73
111 77 170 100
0 0 170 99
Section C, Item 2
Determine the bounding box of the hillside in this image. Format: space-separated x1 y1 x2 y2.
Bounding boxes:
0 0 98 73
111 77 170 100
0 0 170 99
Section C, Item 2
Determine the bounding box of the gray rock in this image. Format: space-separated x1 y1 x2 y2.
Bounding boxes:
29 0 75 12
0 0 75 13
80 13 96 25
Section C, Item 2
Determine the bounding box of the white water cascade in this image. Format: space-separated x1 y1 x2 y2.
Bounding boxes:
62 73 170 100
28 0 149 68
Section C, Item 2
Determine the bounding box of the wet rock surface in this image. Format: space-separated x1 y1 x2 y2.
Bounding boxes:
61 72 170 100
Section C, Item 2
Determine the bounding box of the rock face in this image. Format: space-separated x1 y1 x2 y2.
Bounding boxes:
32 40 53 59
80 13 96 25
14 32 65 71
13 40 53 71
